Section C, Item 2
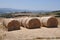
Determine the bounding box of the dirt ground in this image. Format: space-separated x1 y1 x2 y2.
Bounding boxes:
0 17 60 40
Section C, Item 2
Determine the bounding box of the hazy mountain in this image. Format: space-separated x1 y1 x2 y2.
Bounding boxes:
0 8 24 14
0 8 54 14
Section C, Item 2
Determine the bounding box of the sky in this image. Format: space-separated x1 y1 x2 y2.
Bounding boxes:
0 0 60 11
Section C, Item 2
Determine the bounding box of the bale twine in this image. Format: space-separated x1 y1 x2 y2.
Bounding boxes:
3 18 20 31
40 16 58 27
25 17 41 29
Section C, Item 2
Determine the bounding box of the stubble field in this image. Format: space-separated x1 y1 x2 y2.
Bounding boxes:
0 17 60 40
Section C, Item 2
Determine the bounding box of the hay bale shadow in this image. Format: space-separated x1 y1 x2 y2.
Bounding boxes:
26 26 41 29
46 26 58 28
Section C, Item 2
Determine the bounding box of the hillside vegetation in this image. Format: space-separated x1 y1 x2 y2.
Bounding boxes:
0 8 60 18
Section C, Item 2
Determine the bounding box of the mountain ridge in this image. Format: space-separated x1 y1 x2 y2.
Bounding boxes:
0 8 60 14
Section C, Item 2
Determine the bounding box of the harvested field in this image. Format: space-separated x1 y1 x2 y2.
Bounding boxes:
0 17 60 40
2 27 60 40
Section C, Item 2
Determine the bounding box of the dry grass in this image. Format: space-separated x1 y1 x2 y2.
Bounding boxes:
57 17 60 25
2 27 60 40
0 24 7 40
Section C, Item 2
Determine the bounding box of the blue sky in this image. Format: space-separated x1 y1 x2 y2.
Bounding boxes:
0 0 60 11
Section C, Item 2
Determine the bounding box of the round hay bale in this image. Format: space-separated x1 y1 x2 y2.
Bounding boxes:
40 16 58 27
3 19 20 31
20 17 29 26
14 17 23 26
14 17 29 27
25 17 41 29
21 17 29 27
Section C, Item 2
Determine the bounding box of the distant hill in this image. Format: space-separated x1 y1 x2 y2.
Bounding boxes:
0 8 60 18
0 8 24 14
52 10 60 12
0 8 60 14
0 8 50 14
